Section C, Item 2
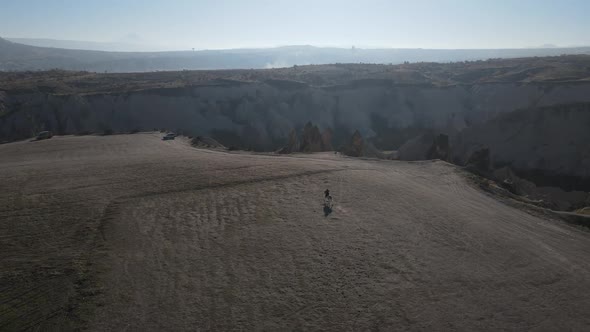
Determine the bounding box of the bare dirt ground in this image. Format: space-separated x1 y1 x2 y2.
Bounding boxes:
1 133 590 331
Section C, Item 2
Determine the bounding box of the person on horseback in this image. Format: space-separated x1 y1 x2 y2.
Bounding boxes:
324 189 333 209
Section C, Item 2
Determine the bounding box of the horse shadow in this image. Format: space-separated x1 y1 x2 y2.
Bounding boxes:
323 205 332 217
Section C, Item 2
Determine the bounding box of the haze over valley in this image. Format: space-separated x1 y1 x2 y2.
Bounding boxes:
2 36 590 71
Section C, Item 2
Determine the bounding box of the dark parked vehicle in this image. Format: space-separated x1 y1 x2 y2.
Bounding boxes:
162 133 176 140
36 131 53 140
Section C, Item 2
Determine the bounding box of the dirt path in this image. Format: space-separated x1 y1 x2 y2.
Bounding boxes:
1 134 589 331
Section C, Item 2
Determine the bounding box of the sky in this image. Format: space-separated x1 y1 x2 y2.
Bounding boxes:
1 0 589 51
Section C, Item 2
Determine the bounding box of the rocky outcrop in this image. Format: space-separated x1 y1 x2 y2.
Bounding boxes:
491 166 589 211
397 133 434 161
426 134 450 161
398 132 451 162
452 103 590 191
492 166 537 196
465 148 491 175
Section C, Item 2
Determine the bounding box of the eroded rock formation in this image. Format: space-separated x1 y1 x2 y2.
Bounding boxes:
427 134 450 161
2 78 590 195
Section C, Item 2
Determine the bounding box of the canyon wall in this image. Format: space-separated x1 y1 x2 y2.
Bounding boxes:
2 80 590 188
452 103 590 190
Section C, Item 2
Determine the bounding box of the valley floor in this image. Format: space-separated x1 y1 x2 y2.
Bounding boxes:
1 134 589 331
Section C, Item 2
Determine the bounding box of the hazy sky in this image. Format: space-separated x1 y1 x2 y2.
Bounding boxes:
1 0 589 50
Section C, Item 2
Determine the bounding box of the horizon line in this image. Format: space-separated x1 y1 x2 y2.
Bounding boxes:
3 36 590 53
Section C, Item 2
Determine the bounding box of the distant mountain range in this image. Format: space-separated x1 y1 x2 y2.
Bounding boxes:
2 37 590 72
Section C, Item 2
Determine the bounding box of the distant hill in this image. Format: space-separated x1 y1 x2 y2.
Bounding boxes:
6 37 165 52
2 36 590 72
